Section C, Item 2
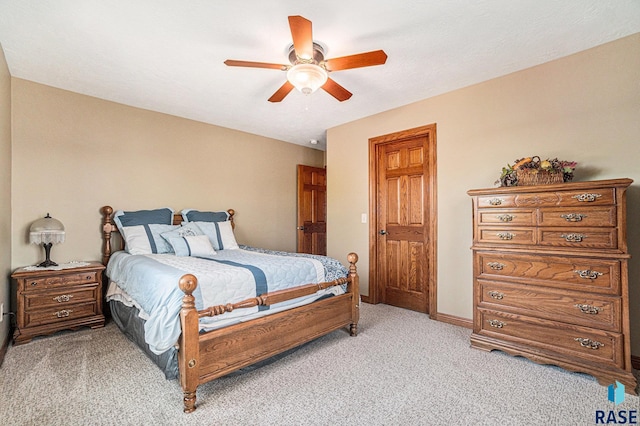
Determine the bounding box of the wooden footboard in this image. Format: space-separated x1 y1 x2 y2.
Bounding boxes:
178 253 359 413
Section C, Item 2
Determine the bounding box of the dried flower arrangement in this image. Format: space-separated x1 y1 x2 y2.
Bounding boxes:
496 156 577 187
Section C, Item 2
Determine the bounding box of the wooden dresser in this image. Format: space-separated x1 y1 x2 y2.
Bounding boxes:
467 178 636 393
12 261 105 344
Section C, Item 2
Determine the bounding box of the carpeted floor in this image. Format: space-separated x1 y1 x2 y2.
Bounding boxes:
1 303 637 425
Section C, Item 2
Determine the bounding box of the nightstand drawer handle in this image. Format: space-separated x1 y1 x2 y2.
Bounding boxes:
487 262 505 271
496 214 514 222
53 294 74 303
572 193 602 203
497 232 515 240
574 304 601 315
561 233 585 242
31 281 38 286
489 198 503 206
488 319 506 328
574 269 603 280
54 309 73 318
488 291 504 300
574 337 603 350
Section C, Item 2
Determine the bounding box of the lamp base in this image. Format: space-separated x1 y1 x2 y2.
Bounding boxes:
37 259 59 268
38 242 58 268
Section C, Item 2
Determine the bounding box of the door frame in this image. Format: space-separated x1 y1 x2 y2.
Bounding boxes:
368 124 438 318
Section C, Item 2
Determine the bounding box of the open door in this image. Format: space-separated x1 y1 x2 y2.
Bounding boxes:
297 165 327 255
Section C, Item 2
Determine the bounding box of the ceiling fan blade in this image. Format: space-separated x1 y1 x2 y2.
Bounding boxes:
322 78 352 102
288 15 313 60
324 50 388 71
268 81 295 103
224 60 287 70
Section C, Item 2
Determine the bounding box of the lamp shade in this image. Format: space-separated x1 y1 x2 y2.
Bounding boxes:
286 63 328 95
29 213 65 245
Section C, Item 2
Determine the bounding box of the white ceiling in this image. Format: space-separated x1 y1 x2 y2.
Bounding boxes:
1 1 639 151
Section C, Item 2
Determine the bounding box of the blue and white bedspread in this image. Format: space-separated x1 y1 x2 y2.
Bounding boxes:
106 247 349 355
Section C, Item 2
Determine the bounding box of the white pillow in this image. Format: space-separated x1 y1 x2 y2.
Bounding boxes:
121 224 178 255
164 234 216 257
194 220 239 250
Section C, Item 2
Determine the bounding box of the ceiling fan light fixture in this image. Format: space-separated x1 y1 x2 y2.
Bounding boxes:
286 63 328 95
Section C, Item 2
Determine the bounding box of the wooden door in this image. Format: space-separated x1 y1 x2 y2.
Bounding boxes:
297 165 327 255
369 125 437 314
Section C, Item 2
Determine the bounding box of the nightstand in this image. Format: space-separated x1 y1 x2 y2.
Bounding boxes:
11 261 106 344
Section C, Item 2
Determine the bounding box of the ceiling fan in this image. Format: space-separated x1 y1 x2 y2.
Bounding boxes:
224 15 388 102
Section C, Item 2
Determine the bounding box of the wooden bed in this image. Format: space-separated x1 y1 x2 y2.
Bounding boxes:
100 206 360 413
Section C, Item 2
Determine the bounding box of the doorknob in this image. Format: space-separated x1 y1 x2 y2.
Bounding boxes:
379 230 387 235
297 226 305 231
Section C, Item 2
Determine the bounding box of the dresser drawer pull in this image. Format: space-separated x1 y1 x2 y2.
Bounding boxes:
496 214 514 222
574 304 601 315
487 262 505 271
488 319 506 328
488 291 504 300
54 309 73 318
572 193 602 203
53 294 74 303
31 281 38 286
560 213 586 222
574 337 604 350
489 198 503 206
573 269 603 280
497 232 515 240
560 233 585 242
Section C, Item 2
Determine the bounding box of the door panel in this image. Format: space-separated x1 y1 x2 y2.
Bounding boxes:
297 165 327 255
370 125 437 315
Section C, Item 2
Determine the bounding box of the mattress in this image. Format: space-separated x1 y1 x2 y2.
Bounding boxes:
106 246 348 355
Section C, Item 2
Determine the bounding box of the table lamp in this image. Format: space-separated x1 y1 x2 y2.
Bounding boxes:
29 213 65 267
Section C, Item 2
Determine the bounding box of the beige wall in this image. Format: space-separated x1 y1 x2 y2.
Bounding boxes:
10 79 324 268
327 34 640 351
0 45 11 348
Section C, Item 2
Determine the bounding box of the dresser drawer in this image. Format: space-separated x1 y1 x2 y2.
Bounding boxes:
538 228 617 250
477 308 624 367
477 280 621 331
512 188 615 208
556 189 616 206
24 285 99 310
23 302 98 328
477 209 535 226
477 227 536 245
476 252 621 295
477 195 516 208
537 207 616 227
19 271 99 292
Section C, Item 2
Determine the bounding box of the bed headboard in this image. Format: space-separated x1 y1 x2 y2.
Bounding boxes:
100 206 235 265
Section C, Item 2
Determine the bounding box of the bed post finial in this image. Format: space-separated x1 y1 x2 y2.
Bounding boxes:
347 252 359 336
101 206 114 265
178 274 199 413
227 209 235 229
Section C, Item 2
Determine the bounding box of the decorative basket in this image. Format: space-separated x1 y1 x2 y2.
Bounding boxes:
515 168 564 186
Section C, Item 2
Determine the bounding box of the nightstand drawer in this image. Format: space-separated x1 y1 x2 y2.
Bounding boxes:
21 271 99 291
23 302 98 328
24 285 99 310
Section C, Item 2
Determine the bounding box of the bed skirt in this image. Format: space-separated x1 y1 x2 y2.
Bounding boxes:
109 298 315 381
109 299 180 379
